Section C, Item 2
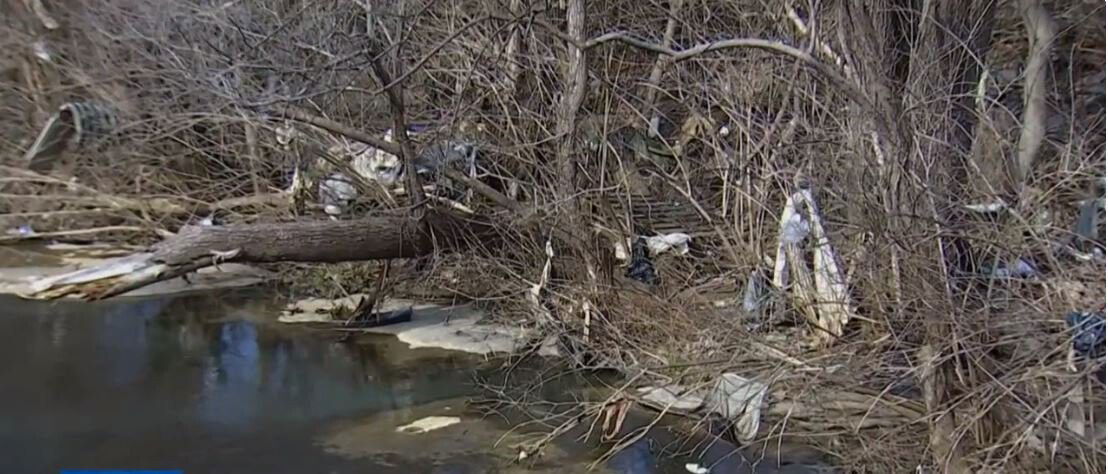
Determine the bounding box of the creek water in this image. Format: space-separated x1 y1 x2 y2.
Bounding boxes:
0 240 833 473
0 289 478 471
0 287 701 473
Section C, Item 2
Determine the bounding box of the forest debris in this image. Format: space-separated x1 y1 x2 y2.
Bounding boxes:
702 373 768 441
526 239 557 325
26 0 60 30
918 344 969 474
771 186 857 347
1 260 269 298
26 252 156 295
0 225 169 244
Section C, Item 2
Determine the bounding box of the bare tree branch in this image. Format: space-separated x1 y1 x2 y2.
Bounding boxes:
1015 0 1057 184
563 28 874 116
368 53 427 208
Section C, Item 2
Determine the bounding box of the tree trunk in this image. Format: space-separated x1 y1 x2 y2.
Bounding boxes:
152 215 430 265
22 212 491 300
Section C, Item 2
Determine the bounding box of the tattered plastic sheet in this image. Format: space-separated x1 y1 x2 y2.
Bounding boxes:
771 187 856 347
636 373 769 442
702 373 768 441
645 232 692 256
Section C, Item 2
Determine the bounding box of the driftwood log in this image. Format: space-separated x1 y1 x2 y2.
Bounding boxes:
22 211 493 300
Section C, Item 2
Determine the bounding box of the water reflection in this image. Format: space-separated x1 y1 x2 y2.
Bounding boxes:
0 290 479 472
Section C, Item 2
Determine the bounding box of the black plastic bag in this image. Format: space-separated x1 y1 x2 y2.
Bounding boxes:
626 237 658 285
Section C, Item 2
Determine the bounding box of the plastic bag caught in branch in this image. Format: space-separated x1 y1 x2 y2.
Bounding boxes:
771 185 856 347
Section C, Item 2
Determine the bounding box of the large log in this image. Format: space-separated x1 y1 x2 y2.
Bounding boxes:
22 212 490 301
152 215 430 265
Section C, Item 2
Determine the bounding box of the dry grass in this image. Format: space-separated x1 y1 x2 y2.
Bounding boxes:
1 0 1104 471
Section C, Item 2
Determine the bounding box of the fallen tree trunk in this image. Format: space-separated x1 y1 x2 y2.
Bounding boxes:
151 215 429 265
21 211 488 301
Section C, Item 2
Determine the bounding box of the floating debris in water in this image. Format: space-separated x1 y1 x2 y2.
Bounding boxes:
395 416 461 434
626 237 658 285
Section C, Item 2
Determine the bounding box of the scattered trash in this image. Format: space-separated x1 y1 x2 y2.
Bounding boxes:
644 233 691 256
348 132 403 187
318 173 358 219
684 463 710 474
395 416 461 434
32 40 52 63
701 373 768 442
274 120 299 150
416 141 478 178
1066 311 1106 360
780 211 810 245
6 225 35 237
198 212 223 227
983 257 1039 279
613 233 692 261
1072 193 1105 254
964 200 1009 214
626 237 659 285
614 240 630 261
636 384 704 413
741 268 770 316
772 185 856 347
